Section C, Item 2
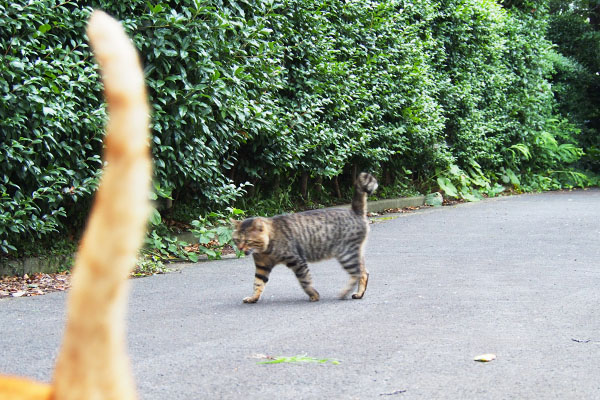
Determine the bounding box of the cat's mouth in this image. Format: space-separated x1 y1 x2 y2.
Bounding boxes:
244 249 254 256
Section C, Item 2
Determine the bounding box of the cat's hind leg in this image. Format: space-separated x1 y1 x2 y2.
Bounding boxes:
287 260 320 302
352 256 369 299
338 250 368 299
339 275 359 299
244 257 273 303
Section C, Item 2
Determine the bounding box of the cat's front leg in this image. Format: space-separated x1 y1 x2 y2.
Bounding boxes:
243 261 273 303
352 256 369 299
287 260 320 302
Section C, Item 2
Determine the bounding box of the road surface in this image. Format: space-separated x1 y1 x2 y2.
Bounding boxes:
1 189 599 399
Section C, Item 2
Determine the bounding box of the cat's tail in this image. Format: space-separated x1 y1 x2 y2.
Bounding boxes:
52 10 150 400
351 172 378 216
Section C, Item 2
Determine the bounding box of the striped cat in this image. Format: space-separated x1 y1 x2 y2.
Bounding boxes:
233 173 378 303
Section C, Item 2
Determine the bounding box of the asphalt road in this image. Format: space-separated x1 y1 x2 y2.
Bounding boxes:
1 189 599 399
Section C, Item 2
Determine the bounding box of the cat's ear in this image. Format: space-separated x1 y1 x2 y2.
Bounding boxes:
253 218 264 232
230 218 240 229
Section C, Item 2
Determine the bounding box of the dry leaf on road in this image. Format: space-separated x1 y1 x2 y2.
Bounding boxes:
474 353 496 362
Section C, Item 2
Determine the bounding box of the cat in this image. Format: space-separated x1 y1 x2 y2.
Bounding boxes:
0 10 151 400
233 172 378 303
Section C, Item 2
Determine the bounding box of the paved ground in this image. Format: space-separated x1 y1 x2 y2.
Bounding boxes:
1 189 599 399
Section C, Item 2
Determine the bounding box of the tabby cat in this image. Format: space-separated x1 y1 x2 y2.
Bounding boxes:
233 172 378 303
0 10 150 400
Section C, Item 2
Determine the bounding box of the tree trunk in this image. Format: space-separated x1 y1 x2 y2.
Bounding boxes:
383 165 392 186
333 176 342 199
247 179 257 197
228 164 236 182
315 176 322 193
590 3 600 30
300 172 309 199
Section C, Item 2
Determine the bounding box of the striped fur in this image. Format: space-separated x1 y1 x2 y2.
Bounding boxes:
233 173 377 303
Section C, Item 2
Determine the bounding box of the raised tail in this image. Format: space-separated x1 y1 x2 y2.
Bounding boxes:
52 10 151 400
351 172 378 216
0 10 150 400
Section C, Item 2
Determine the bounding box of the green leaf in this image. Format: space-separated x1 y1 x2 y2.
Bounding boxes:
149 209 162 226
199 247 217 258
148 3 165 13
38 24 52 34
437 177 459 198
179 105 187 118
509 144 531 160
42 106 56 116
258 355 340 365
10 60 25 70
504 169 521 186
460 190 483 202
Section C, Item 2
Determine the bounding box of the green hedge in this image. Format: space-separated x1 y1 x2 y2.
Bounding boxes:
1 2 105 254
0 0 594 255
547 0 600 171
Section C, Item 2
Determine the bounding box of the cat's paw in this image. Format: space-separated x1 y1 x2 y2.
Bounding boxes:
307 288 320 302
243 296 258 303
351 293 364 299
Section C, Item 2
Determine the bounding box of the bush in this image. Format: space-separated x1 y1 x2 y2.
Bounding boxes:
0 0 595 257
0 2 104 254
547 0 600 172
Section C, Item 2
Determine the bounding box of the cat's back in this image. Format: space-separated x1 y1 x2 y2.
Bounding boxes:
270 208 368 260
273 207 366 232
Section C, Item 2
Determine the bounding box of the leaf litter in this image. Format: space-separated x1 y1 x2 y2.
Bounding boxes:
0 272 71 299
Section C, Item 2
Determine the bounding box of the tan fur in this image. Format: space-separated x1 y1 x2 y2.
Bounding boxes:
0 376 51 400
0 10 150 400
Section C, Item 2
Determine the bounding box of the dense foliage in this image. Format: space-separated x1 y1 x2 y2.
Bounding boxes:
1 0 597 256
547 0 600 171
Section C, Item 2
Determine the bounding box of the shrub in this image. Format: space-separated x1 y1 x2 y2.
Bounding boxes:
0 2 104 254
0 0 595 256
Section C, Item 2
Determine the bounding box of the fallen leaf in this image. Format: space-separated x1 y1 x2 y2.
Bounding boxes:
380 389 407 396
571 338 591 343
474 353 496 362
249 353 274 360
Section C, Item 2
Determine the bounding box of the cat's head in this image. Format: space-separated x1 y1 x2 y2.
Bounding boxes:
232 217 272 255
